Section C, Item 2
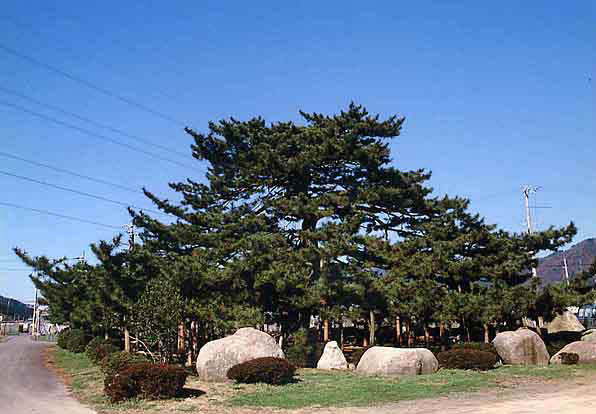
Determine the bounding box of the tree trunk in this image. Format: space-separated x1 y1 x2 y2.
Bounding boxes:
395 316 402 346
369 310 375 346
323 318 330 342
424 324 430 346
439 321 447 351
124 327 130 353
178 322 186 354
483 323 490 343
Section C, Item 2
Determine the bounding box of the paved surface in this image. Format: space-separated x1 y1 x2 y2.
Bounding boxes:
0 335 95 414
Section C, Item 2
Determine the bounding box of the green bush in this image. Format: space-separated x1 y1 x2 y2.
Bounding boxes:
437 348 497 371
227 357 296 385
104 362 188 403
57 329 72 349
100 351 149 378
85 337 119 363
558 352 579 365
451 342 499 357
63 329 89 353
284 329 323 368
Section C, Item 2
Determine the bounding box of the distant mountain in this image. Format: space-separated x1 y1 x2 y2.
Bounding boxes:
537 238 596 285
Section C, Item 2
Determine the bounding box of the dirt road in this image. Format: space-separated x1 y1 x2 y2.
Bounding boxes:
0 335 94 414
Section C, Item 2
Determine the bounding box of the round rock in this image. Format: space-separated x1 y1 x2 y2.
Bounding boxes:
356 346 438 376
493 328 549 365
196 327 285 382
551 341 596 364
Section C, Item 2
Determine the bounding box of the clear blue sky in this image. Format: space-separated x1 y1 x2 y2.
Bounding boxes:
1 1 595 302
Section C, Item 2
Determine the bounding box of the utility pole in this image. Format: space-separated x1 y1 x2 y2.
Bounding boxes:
123 222 136 353
523 185 540 277
563 255 570 286
32 287 38 339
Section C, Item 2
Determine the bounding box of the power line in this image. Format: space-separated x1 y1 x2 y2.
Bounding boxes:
0 15 182 103
0 101 200 171
0 201 121 230
0 86 190 159
0 169 170 218
0 42 186 126
0 151 141 195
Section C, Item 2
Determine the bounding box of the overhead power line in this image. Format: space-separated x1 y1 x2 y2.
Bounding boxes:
0 151 141 194
0 86 190 159
0 169 170 217
0 101 200 171
0 201 121 230
0 42 186 126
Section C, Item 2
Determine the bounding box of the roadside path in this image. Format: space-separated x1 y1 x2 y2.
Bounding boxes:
0 335 95 414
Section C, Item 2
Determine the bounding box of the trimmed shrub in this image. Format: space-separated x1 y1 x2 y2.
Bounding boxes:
227 357 296 385
104 362 188 403
65 329 89 353
558 352 579 365
85 338 119 363
451 342 499 358
437 348 498 371
57 329 71 349
100 351 149 378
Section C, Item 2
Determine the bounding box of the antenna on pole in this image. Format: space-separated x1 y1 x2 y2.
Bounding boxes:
124 222 136 252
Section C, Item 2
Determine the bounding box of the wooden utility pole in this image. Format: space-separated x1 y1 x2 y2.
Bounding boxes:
563 255 570 286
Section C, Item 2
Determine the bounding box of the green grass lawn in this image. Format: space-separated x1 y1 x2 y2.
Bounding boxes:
227 365 596 409
49 346 596 413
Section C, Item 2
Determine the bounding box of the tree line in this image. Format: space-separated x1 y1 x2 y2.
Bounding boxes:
15 104 595 362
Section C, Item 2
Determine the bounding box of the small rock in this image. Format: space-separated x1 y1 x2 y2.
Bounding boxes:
317 341 348 370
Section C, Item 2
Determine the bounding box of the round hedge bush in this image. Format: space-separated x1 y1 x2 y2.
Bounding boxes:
558 352 579 365
100 351 149 378
437 348 497 371
104 362 188 403
227 357 296 385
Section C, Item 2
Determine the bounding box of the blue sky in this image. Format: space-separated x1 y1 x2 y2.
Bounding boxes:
1 1 595 302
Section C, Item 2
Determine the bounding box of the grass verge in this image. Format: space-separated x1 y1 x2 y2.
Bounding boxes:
227 365 596 409
48 346 596 413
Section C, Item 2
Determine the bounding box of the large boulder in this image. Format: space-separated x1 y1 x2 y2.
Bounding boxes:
493 328 549 365
196 327 285 382
550 341 596 364
356 346 438 376
317 341 348 370
581 329 596 343
547 311 585 334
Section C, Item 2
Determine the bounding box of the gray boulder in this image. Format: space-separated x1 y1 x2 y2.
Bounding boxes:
493 328 549 365
356 346 438 376
551 341 596 364
581 329 596 343
317 341 348 370
196 327 285 382
547 311 585 334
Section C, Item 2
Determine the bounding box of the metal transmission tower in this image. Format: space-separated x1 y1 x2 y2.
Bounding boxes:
523 185 540 278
